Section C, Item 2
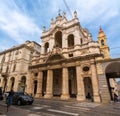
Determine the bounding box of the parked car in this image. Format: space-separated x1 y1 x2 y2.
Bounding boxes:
4 92 34 106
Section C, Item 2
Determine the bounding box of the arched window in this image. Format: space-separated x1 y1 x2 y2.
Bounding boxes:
13 64 16 72
101 40 104 46
68 34 74 47
55 31 62 48
44 42 49 54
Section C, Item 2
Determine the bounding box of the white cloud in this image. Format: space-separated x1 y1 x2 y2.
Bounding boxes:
0 0 42 44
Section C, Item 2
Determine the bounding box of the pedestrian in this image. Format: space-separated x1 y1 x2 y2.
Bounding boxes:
6 89 14 112
113 93 118 102
0 87 3 100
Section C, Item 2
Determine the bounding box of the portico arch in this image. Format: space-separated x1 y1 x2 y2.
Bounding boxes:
18 76 26 92
105 62 120 100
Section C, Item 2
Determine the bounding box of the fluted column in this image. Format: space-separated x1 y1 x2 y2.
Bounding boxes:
44 69 53 98
76 66 85 101
61 67 70 99
35 71 43 98
91 59 101 102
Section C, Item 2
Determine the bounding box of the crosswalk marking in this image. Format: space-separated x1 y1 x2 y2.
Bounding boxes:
74 102 101 108
65 105 90 111
48 109 79 116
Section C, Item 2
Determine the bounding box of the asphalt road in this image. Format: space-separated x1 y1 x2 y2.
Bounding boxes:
0 99 120 116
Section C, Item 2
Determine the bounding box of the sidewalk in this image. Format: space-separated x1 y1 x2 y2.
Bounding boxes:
0 101 29 116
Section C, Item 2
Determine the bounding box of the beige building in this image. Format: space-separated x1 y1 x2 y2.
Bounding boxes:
0 41 41 93
28 11 110 102
0 11 119 103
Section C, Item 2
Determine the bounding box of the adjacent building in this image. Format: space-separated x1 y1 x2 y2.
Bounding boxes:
0 41 41 93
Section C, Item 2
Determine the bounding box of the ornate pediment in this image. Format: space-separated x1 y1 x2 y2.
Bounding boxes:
45 47 65 63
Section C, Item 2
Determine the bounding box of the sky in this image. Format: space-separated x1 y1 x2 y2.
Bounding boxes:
0 0 120 58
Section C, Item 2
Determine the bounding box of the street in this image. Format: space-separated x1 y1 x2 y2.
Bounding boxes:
0 99 120 116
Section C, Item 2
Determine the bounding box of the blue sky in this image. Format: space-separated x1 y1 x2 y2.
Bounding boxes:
0 0 120 58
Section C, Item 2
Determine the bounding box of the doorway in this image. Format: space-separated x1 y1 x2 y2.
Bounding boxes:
84 77 93 100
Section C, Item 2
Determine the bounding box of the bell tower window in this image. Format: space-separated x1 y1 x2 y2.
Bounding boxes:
101 39 104 46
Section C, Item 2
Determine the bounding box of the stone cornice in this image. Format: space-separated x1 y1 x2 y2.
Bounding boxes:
0 44 34 55
29 53 102 70
96 57 120 63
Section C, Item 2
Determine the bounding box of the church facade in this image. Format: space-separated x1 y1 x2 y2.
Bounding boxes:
28 11 112 103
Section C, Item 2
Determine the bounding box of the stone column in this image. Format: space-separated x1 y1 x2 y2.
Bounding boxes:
91 59 101 102
44 70 53 98
35 71 43 98
26 72 34 96
76 66 85 101
61 67 70 99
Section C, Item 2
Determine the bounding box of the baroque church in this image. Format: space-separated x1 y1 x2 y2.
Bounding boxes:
28 11 113 103
0 11 119 103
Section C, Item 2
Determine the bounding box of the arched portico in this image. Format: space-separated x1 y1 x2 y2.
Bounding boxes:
105 62 120 101
18 76 26 92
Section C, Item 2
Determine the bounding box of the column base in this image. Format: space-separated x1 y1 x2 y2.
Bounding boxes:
77 95 85 101
35 93 42 98
44 93 53 98
93 95 101 103
61 94 70 100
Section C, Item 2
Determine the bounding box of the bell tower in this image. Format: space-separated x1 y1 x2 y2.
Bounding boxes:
98 27 110 59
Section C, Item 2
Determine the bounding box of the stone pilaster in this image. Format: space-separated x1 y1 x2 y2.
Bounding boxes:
91 59 101 102
61 67 70 100
6 77 11 91
76 66 85 101
44 70 53 98
13 76 19 92
1 78 5 92
35 71 43 98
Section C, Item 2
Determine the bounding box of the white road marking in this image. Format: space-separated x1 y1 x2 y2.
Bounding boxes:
32 107 43 110
75 102 101 108
65 105 90 111
48 109 79 116
28 114 41 116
